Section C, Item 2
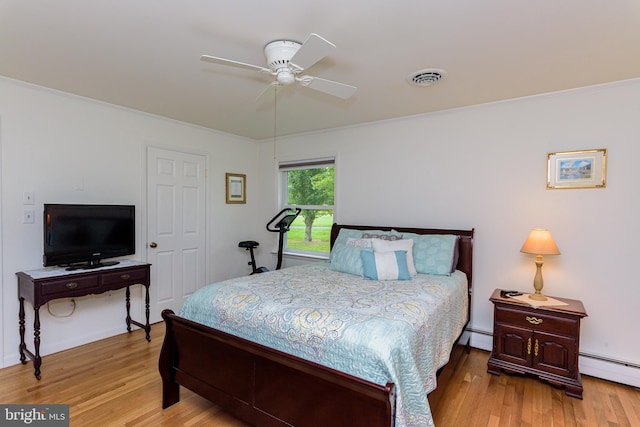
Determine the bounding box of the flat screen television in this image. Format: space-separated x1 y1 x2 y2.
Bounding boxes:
43 204 135 270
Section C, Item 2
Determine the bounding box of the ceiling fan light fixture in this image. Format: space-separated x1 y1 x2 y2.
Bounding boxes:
408 68 447 87
276 69 296 85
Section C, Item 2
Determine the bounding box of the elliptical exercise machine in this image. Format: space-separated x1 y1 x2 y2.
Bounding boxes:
238 207 301 274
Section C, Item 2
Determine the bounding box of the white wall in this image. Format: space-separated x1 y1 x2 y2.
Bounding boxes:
3 75 639 388
0 78 264 367
258 78 640 386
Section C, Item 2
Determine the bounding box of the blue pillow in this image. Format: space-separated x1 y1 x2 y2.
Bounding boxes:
329 244 370 276
360 250 410 281
331 228 367 255
403 233 459 275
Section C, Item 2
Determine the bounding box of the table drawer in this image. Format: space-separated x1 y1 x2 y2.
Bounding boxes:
41 275 99 295
495 304 578 336
101 267 147 286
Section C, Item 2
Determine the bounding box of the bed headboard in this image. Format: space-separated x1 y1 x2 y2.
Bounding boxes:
330 223 475 289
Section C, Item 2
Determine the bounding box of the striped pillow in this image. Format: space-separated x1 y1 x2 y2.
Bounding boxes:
360 250 410 281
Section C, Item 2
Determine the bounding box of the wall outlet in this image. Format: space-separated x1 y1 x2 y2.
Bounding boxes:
23 210 35 224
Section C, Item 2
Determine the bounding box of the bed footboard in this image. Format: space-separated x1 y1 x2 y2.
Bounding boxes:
159 309 395 427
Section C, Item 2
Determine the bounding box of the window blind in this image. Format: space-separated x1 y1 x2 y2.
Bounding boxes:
279 157 335 171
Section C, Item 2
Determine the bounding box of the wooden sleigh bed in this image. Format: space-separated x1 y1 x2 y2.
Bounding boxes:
159 223 474 427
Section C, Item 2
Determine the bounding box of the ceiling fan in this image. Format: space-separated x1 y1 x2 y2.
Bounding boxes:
200 33 357 100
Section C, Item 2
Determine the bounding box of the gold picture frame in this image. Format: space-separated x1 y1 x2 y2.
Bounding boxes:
547 149 607 189
225 173 246 204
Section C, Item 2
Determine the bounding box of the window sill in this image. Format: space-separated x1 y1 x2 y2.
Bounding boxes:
271 250 329 262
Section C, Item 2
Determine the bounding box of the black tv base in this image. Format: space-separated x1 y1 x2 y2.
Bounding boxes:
64 260 120 271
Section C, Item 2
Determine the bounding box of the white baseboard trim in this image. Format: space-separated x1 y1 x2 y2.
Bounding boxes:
469 330 640 389
579 354 640 388
470 330 493 352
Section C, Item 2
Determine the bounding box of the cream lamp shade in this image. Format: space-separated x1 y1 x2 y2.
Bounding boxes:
520 228 560 301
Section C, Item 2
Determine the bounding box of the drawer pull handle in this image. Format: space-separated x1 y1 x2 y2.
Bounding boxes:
120 274 131 280
66 282 78 289
527 338 532 355
526 316 543 325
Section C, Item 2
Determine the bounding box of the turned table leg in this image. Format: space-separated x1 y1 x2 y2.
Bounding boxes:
125 285 151 342
126 286 132 332
33 307 42 380
144 284 151 342
19 297 26 364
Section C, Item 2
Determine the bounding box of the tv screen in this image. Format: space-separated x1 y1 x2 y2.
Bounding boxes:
43 204 135 269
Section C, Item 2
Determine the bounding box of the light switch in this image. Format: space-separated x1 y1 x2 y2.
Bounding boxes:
23 192 35 205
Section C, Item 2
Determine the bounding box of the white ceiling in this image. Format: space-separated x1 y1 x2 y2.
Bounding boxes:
1 1 639 140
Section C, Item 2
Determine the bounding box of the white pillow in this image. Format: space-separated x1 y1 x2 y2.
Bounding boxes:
361 250 411 281
371 238 417 276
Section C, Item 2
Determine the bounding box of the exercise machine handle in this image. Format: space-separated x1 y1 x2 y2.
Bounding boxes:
266 208 302 233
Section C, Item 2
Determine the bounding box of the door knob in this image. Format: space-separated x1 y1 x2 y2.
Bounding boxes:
149 242 158 248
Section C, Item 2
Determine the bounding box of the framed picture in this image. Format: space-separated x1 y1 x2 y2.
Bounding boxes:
547 149 607 189
225 173 246 204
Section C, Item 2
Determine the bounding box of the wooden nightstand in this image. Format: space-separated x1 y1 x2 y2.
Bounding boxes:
487 288 587 398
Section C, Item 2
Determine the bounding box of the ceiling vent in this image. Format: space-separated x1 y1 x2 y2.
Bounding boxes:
408 68 446 87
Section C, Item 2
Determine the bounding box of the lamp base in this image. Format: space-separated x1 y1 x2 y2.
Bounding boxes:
528 293 548 301
529 256 548 301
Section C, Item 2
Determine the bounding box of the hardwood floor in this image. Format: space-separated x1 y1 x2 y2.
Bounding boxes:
431 346 640 427
1 322 638 426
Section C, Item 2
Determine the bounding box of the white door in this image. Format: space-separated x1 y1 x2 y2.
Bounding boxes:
147 147 206 323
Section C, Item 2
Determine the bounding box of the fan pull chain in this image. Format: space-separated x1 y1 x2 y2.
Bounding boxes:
273 86 278 159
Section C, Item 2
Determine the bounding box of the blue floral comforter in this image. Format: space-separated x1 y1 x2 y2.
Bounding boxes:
180 262 468 427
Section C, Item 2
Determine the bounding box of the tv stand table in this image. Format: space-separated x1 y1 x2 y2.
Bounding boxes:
17 260 151 380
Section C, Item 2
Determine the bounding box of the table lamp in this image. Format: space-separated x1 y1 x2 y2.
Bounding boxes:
520 228 560 301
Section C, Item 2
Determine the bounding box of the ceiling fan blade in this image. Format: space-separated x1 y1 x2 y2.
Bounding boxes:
256 82 277 104
301 76 357 100
289 33 336 71
200 55 269 73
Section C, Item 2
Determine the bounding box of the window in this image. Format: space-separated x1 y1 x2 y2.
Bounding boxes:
279 157 335 256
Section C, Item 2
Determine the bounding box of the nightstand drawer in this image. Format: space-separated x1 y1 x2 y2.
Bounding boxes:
101 267 148 286
495 304 579 336
41 276 99 295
